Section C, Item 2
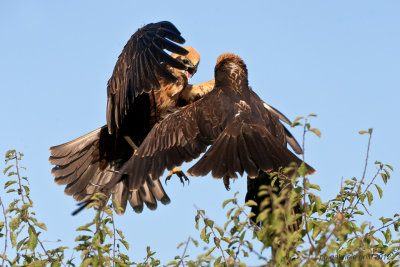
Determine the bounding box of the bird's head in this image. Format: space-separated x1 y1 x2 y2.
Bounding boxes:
170 46 200 81
215 53 248 86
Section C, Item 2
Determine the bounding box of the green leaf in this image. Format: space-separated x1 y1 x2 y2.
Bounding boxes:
213 237 220 247
384 228 392 243
16 237 28 251
10 231 16 247
222 199 232 208
308 128 321 137
381 173 388 184
21 203 32 211
385 164 394 171
9 217 21 231
215 227 224 237
191 238 199 247
380 217 393 225
200 227 207 241
367 191 373 206
360 193 366 203
309 184 321 191
205 219 214 228
298 162 307 177
291 117 304 127
27 226 38 251
374 184 383 198
116 229 125 239
119 239 129 250
3 165 13 175
315 196 322 215
76 221 94 232
204 247 216 257
4 180 17 189
245 200 257 207
214 256 222 266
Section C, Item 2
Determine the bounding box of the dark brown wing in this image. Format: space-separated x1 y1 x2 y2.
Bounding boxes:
119 87 231 191
186 102 314 178
251 91 303 154
49 126 170 215
106 21 188 134
119 53 314 192
261 99 302 154
121 88 314 191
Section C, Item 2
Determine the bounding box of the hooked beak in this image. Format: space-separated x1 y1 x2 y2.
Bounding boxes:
186 63 198 79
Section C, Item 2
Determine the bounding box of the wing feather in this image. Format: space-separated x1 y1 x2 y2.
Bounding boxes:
106 21 188 134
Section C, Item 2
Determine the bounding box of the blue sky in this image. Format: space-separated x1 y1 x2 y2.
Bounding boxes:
1 1 399 264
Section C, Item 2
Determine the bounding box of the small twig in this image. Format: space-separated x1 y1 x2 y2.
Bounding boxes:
197 209 227 265
178 236 191 266
0 197 8 266
361 130 372 182
194 204 268 262
368 218 400 234
235 203 261 231
351 166 382 216
13 152 63 266
345 131 373 212
234 241 242 261
111 216 116 267
301 118 315 256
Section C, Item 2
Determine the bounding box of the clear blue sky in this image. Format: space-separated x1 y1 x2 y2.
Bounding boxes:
1 1 399 265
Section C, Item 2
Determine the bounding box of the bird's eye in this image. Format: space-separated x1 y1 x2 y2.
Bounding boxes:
182 59 190 65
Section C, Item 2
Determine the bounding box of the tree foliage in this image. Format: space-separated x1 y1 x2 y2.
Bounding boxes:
1 116 399 266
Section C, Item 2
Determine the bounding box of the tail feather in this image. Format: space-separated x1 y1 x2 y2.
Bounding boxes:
49 126 172 215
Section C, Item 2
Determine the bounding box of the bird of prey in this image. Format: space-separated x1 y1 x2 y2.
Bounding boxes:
116 53 315 209
49 21 214 215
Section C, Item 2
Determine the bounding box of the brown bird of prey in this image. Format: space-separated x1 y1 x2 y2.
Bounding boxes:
116 53 315 211
49 21 214 215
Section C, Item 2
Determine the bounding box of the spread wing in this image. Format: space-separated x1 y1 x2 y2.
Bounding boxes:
106 21 189 134
187 91 315 179
121 87 230 190
121 87 314 191
261 100 302 154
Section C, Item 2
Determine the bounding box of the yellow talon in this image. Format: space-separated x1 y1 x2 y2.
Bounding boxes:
165 168 190 186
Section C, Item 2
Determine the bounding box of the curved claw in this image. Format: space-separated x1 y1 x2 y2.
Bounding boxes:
165 168 190 186
223 174 231 191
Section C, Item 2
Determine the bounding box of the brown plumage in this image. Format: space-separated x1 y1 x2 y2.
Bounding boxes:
49 22 215 215
120 53 315 194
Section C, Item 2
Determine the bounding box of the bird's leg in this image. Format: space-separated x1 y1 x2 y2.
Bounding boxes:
124 136 138 153
165 168 190 186
223 174 231 191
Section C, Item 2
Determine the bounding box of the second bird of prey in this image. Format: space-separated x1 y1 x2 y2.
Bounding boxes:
49 21 315 216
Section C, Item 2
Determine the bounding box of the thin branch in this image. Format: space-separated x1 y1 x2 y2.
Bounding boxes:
351 166 382 216
111 216 116 267
301 118 315 255
234 203 261 231
196 209 227 265
13 152 62 266
361 130 373 181
344 131 373 212
178 236 191 266
0 197 8 266
368 218 400 235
